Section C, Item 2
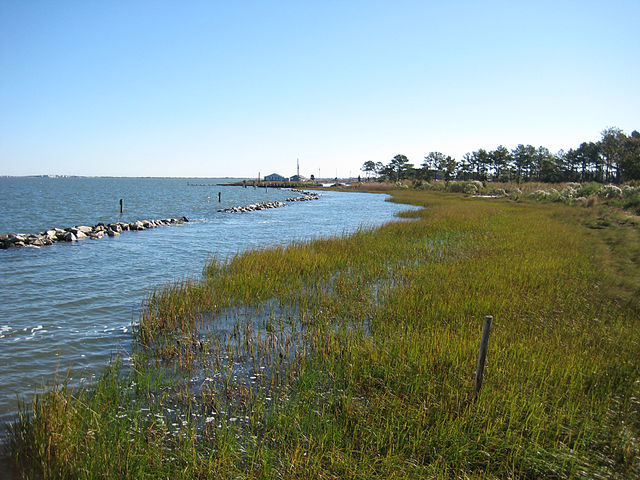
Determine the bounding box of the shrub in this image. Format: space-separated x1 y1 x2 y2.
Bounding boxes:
546 188 562 202
561 185 579 199
599 184 623 199
529 190 551 201
427 181 446 192
447 181 468 193
576 182 602 198
463 183 479 195
528 189 562 202
622 189 640 214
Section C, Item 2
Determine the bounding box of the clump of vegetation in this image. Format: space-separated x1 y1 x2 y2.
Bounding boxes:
361 127 640 184
622 188 640 214
9 190 640 479
512 182 640 216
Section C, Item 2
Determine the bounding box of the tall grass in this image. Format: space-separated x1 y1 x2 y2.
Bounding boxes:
9 190 640 478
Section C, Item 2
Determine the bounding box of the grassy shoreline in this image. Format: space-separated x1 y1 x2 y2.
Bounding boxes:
9 189 640 478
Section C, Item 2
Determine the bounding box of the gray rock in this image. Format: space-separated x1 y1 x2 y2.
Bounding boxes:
8 233 26 243
25 235 45 246
61 231 77 242
2 213 189 250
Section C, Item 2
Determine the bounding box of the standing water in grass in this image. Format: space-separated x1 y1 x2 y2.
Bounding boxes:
0 176 416 433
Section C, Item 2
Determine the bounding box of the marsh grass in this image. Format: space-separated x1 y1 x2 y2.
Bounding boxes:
9 190 640 479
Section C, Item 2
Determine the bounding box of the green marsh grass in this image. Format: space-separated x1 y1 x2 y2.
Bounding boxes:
9 190 640 478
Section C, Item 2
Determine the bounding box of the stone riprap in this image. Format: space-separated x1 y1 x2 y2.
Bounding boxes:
285 190 321 202
218 201 286 213
0 216 189 250
219 190 321 214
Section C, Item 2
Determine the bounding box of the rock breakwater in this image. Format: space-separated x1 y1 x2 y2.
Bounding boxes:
218 201 286 213
0 216 189 249
219 190 321 214
285 190 321 202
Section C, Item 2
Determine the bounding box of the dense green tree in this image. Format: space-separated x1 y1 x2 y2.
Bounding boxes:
422 152 446 180
369 126 639 184
458 153 475 180
423 152 445 170
620 131 640 181
489 146 512 181
472 149 491 180
533 147 559 182
437 155 458 182
361 160 377 179
378 163 395 181
601 127 626 182
574 142 601 181
390 154 412 180
378 155 413 181
563 148 581 181
512 144 536 182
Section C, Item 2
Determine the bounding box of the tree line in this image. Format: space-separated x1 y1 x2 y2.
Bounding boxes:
362 127 640 183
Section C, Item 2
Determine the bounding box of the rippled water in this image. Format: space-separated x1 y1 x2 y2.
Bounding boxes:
0 177 415 432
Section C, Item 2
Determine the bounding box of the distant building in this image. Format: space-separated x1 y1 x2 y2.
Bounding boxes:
264 173 287 182
289 158 306 181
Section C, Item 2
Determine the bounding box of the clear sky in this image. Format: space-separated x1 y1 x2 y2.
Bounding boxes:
1 0 638 178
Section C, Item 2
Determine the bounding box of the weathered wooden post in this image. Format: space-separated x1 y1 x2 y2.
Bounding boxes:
119 199 124 214
218 192 221 202
474 315 493 396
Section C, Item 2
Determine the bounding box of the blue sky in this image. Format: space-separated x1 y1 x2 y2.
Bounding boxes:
1 1 638 178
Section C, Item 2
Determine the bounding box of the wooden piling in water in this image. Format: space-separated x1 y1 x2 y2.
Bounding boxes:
119 199 124 214
474 315 493 396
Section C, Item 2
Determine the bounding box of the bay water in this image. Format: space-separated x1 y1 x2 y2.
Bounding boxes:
0 177 414 434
